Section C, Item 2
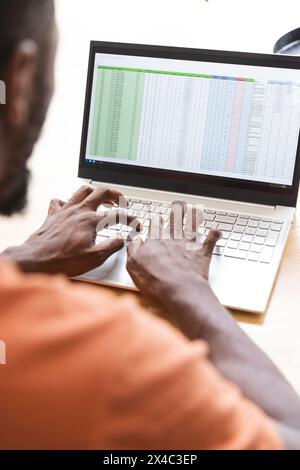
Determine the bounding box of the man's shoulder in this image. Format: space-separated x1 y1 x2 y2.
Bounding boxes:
0 260 134 325
0 260 199 395
0 260 190 355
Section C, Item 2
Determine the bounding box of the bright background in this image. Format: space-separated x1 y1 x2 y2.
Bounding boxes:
1 0 300 391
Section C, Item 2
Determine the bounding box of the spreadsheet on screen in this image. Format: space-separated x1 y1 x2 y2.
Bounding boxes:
85 53 300 186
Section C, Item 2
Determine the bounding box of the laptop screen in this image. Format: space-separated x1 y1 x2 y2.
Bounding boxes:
84 51 300 189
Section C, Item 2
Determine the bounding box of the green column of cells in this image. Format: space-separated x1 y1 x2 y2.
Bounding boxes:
89 69 106 155
103 70 124 157
89 69 145 161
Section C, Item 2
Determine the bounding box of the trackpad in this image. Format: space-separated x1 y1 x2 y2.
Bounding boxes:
79 248 135 288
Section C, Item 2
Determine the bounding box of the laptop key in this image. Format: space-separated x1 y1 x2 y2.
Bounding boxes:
136 211 146 218
251 244 263 253
253 236 265 245
222 232 230 240
120 226 131 233
227 240 239 249
242 235 253 243
159 207 168 214
230 233 242 241
248 220 259 228
236 218 248 226
224 248 247 260
265 231 279 247
248 252 260 262
213 247 224 256
204 213 216 221
259 222 271 230
205 209 216 214
233 226 245 234
271 223 282 232
216 239 227 247
228 213 239 217
99 229 115 238
245 227 256 236
215 215 236 224
260 247 274 264
239 242 251 251
256 229 268 238
132 203 144 210
206 221 219 230
218 223 233 232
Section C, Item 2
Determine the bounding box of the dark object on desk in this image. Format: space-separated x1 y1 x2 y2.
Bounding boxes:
274 28 300 55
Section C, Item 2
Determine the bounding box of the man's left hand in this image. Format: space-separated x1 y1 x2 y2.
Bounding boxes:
2 186 139 276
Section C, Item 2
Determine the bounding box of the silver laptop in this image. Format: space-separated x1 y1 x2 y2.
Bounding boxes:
75 42 300 314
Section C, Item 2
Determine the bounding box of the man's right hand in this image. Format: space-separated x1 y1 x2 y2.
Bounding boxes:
127 202 300 446
127 201 221 303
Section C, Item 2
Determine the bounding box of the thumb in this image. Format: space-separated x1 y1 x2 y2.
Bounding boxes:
202 230 222 258
127 236 144 260
91 235 125 261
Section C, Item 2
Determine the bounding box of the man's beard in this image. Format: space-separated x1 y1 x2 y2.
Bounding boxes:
0 168 30 216
0 67 49 217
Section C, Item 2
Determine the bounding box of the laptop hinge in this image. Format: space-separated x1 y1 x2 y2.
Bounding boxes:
90 180 278 210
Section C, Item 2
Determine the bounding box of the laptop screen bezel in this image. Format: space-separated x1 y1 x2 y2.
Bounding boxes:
79 41 300 207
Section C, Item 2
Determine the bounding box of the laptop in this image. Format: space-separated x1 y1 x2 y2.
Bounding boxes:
75 41 300 314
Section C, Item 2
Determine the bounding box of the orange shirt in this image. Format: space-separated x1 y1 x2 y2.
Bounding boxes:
0 261 283 450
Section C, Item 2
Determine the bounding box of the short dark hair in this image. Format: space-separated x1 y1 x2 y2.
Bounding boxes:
0 0 55 73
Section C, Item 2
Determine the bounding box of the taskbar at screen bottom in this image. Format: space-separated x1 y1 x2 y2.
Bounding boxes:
84 156 292 188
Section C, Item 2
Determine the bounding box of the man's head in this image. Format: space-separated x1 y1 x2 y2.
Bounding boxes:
0 0 56 216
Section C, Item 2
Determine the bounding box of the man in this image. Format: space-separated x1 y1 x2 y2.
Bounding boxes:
0 0 300 450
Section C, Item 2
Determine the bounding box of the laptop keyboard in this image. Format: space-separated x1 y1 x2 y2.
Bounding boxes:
96 197 284 264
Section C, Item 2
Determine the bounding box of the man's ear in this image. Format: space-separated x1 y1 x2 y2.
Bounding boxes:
4 40 39 128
